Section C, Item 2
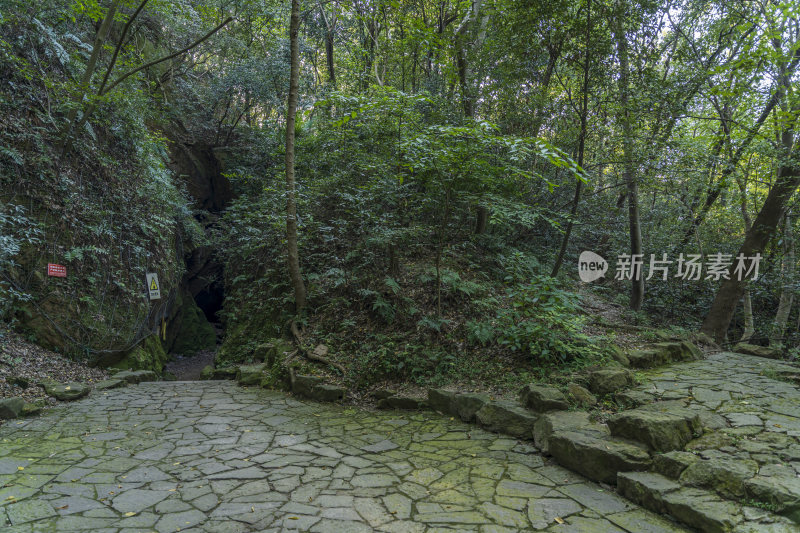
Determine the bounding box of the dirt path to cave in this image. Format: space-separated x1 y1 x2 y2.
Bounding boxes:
164 350 216 381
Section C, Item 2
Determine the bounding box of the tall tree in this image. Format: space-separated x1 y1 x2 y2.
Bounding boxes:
286 0 307 312
552 0 592 277
613 2 644 311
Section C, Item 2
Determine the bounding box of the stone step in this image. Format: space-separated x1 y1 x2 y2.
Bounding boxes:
547 428 651 484
607 407 702 452
618 471 743 533
518 384 569 412
474 401 538 438
627 341 702 369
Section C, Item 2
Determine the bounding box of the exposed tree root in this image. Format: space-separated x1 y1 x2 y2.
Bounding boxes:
289 319 346 375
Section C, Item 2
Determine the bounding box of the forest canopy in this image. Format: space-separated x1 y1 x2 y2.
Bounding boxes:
1 0 799 385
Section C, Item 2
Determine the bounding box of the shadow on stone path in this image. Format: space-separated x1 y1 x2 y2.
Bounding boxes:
0 381 687 532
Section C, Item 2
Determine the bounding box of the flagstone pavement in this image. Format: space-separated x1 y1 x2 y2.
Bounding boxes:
0 380 688 532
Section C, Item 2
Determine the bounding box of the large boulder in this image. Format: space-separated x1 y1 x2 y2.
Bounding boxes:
0 397 25 419
627 341 703 368
107 336 169 374
475 401 538 438
607 408 702 452
587 368 632 396
427 388 456 415
452 393 490 423
519 384 569 412
43 381 90 401
733 343 782 360
548 429 651 484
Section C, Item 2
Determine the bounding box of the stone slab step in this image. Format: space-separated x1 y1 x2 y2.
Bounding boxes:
607 407 702 452
618 471 742 533
627 341 702 369
548 428 651 484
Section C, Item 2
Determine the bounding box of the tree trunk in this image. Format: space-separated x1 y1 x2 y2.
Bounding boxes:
285 0 307 312
701 128 800 342
770 212 794 347
58 0 121 155
613 5 644 310
474 206 489 234
737 175 754 343
552 0 591 278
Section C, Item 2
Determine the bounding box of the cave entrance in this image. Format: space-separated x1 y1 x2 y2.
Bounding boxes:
163 141 233 380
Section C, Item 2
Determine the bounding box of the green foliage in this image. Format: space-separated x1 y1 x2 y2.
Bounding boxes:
495 276 601 364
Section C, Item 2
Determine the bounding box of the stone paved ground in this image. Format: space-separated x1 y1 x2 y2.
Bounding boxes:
0 381 686 532
633 352 800 463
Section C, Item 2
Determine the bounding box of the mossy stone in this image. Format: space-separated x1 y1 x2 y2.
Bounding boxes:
111 336 168 373
170 292 216 355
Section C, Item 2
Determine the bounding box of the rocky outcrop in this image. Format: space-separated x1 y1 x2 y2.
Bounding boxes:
518 384 569 412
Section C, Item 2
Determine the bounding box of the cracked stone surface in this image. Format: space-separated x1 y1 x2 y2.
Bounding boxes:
630 351 800 525
0 381 686 532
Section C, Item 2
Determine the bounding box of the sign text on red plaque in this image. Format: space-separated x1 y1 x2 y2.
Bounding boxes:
47 264 67 277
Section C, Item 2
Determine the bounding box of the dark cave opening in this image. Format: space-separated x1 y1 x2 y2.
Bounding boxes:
193 278 225 325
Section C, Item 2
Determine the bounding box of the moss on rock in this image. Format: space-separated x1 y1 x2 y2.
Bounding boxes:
169 291 216 355
111 336 168 373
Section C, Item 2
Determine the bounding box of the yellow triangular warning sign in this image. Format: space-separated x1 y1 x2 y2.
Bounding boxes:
150 278 159 290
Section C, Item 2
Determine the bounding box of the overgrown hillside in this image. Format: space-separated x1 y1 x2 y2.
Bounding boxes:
2 0 800 394
0 0 219 371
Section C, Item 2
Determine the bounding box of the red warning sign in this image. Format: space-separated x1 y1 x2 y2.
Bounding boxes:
47 264 67 277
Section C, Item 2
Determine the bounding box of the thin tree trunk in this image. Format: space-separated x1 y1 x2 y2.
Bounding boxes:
771 212 794 347
58 0 121 155
737 175 754 343
552 0 591 278
285 0 307 312
319 0 337 88
614 5 644 310
701 128 800 342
